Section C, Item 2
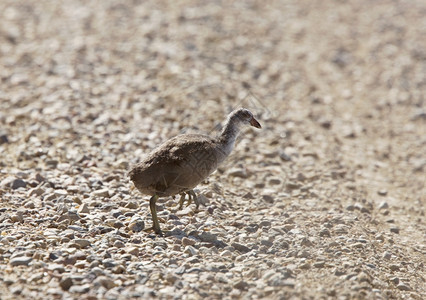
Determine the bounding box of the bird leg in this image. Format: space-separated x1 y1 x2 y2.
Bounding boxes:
176 190 199 210
147 195 162 235
178 193 186 210
188 190 199 209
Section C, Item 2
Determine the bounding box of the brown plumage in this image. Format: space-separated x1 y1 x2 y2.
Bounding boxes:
129 108 261 235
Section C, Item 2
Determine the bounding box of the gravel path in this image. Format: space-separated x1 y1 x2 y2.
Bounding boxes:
1 0 425 299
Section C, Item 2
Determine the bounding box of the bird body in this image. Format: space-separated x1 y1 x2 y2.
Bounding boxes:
129 134 223 197
129 108 261 235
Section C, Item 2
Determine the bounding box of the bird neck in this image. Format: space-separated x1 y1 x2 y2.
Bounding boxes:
218 116 241 155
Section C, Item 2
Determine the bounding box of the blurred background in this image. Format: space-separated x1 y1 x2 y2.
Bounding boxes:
1 0 424 195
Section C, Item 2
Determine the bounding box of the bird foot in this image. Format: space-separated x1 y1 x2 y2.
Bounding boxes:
143 226 163 236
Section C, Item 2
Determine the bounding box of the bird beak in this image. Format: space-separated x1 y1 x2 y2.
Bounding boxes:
250 117 261 128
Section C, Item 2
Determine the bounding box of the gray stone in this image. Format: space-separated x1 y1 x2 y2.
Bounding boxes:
129 219 145 232
69 284 90 293
182 237 196 246
93 188 110 198
10 256 32 266
231 242 251 253
397 283 410 291
73 239 91 248
94 276 115 289
198 232 218 243
77 203 90 214
228 168 248 178
184 245 198 256
12 179 27 189
59 277 73 291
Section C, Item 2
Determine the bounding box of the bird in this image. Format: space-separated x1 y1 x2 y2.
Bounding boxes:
128 108 261 235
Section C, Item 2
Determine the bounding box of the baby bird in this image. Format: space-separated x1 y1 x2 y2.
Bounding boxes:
129 108 261 235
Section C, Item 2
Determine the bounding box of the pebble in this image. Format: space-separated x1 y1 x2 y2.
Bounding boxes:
59 277 73 291
11 179 27 189
390 227 400 234
113 240 125 248
93 189 110 198
262 194 274 203
128 219 145 232
182 237 197 246
198 232 218 243
94 276 115 289
10 256 32 266
77 203 90 214
379 201 389 209
396 283 410 291
125 201 139 209
184 246 199 256
28 187 45 196
127 247 139 256
231 242 251 253
228 168 248 178
73 239 91 248
69 284 91 293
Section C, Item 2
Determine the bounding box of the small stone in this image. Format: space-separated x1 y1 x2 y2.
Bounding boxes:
48 263 65 273
379 201 389 209
112 265 125 274
396 283 410 291
35 173 45 183
129 219 145 232
319 228 331 237
346 205 355 211
127 247 139 256
313 261 325 268
382 251 392 260
243 192 255 199
10 256 32 266
268 178 281 185
0 132 8 144
67 185 80 193
390 227 400 234
300 237 314 247
113 221 125 229
228 168 248 178
262 194 274 203
220 250 233 257
285 182 301 190
377 189 388 196
233 280 249 290
182 237 196 246
12 179 26 189
113 240 125 248
77 203 90 214
198 232 218 243
259 221 272 228
389 277 399 284
69 284 90 293
279 151 291 161
184 246 198 256
389 264 399 271
93 189 110 198
28 187 45 197
11 212 24 223
94 276 115 289
125 201 139 209
73 239 91 248
231 242 250 253
59 277 73 291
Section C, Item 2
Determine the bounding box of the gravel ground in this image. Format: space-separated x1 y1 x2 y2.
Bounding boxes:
1 0 425 299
